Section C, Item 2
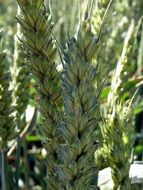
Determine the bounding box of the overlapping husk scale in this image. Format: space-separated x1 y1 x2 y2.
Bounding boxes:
16 0 63 188
56 15 98 189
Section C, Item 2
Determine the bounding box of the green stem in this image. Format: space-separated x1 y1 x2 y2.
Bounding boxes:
23 140 29 189
1 150 9 190
113 179 131 190
15 136 21 190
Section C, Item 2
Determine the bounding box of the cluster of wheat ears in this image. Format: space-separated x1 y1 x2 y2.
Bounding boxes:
0 0 143 189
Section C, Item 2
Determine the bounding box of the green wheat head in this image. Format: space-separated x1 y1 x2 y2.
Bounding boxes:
56 5 99 189
0 31 16 151
99 21 135 190
92 0 132 81
12 8 30 130
16 0 63 188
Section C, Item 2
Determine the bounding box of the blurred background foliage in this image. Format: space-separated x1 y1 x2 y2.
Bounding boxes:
0 0 143 189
